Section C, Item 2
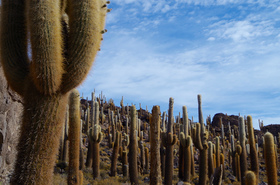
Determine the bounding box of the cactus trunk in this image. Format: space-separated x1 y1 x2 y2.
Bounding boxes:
68 89 81 185
129 105 138 184
11 87 69 184
150 106 162 185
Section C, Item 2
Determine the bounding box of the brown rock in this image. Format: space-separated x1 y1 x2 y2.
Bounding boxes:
0 64 23 183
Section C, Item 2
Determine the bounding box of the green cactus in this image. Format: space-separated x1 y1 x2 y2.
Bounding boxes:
162 97 178 185
179 106 191 182
1 0 108 184
238 116 248 185
139 131 145 174
122 134 130 177
235 144 242 182
247 115 258 184
88 101 103 179
215 136 220 170
144 147 149 174
264 132 277 185
230 134 236 176
208 141 214 179
193 95 208 185
245 171 256 185
110 131 121 176
129 105 138 184
193 122 208 185
150 106 162 185
190 143 195 177
179 124 184 180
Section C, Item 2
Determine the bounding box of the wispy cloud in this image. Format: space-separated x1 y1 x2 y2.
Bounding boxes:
79 1 280 129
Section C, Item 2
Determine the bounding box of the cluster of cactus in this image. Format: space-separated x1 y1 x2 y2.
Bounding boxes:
75 92 280 185
54 91 277 185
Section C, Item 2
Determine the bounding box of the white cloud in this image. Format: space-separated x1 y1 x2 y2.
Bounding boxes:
208 20 275 42
207 37 215 41
78 1 280 129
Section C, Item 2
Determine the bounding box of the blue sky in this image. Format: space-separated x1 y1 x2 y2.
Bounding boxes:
78 0 280 129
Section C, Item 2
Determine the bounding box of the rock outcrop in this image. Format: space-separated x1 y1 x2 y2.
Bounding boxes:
0 64 22 183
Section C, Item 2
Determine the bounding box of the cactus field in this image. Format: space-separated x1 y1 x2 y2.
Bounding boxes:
52 92 280 185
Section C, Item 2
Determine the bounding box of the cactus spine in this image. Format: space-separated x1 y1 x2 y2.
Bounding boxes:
1 0 108 184
247 115 258 183
162 98 178 185
150 106 162 185
129 105 138 184
67 89 81 185
264 132 277 185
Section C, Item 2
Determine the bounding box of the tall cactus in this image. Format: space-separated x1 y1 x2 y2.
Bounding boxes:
122 134 130 177
110 131 121 176
129 105 138 184
235 144 242 182
179 106 191 182
230 134 236 176
238 116 248 185
208 142 214 179
193 95 208 185
88 102 103 179
215 136 220 170
1 1 109 184
67 89 81 185
247 115 258 183
162 98 178 185
150 106 162 185
264 132 277 185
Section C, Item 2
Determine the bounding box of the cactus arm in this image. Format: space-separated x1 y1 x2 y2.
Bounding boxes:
27 0 63 95
94 101 99 125
60 0 109 93
182 106 188 136
197 94 204 126
167 98 174 133
194 122 203 151
0 0 29 96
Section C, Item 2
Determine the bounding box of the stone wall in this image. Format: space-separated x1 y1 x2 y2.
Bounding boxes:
0 64 22 183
